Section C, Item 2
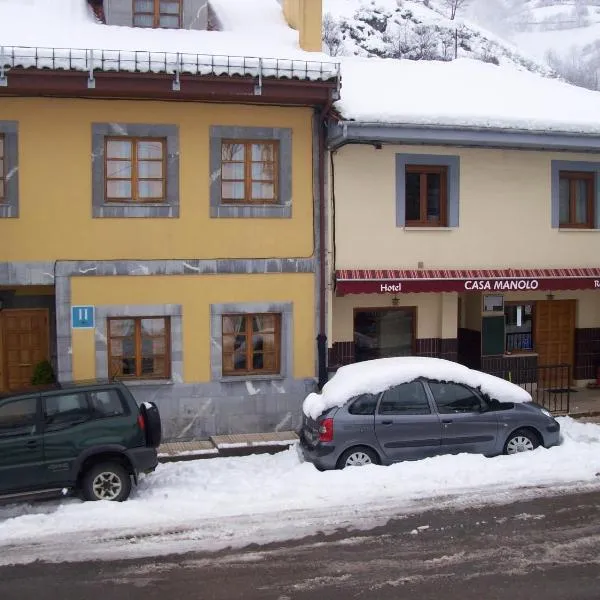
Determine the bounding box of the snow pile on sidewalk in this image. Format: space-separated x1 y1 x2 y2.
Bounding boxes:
336 57 600 134
303 357 531 419
1 418 599 564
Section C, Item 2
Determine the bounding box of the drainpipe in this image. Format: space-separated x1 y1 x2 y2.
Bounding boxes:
317 97 334 390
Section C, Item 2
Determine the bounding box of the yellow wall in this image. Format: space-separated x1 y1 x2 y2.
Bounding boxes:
282 0 323 52
0 98 315 261
334 144 600 270
70 273 315 382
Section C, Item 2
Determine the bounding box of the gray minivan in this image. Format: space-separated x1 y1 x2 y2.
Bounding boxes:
300 378 561 470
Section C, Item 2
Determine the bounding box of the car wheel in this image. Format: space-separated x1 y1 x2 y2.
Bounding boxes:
82 463 132 502
504 429 540 455
337 446 379 469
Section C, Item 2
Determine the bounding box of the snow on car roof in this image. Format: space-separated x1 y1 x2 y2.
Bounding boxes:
303 357 532 420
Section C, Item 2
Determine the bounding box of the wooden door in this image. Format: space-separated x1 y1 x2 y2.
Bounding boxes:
1 309 50 391
535 300 575 368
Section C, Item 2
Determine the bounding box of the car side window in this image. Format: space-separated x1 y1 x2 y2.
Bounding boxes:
89 389 126 418
44 393 90 427
378 382 431 415
429 382 483 414
0 397 38 438
348 394 378 416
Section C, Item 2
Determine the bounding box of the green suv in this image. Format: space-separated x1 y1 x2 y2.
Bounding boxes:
0 381 161 502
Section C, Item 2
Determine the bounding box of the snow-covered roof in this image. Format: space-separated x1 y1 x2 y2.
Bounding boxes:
303 357 532 419
0 0 339 82
335 57 600 134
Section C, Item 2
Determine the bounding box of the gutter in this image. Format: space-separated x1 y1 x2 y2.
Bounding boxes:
329 120 600 153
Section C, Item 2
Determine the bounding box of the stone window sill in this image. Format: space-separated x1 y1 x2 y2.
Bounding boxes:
503 353 538 358
122 379 174 386
558 228 599 232
403 227 456 231
219 374 286 383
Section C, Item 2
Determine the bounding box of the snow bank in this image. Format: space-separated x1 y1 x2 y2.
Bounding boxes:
336 57 600 134
303 357 531 420
0 417 599 565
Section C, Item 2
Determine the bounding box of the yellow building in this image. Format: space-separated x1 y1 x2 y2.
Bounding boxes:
0 0 337 438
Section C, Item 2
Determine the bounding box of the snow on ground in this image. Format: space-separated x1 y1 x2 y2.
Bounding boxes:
1 418 599 565
335 56 600 133
303 357 531 420
0 0 337 79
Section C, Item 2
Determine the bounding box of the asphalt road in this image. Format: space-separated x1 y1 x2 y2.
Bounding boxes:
2 489 599 600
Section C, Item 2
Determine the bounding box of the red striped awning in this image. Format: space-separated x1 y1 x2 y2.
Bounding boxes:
335 268 600 295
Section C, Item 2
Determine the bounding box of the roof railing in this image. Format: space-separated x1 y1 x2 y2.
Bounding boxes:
0 45 341 83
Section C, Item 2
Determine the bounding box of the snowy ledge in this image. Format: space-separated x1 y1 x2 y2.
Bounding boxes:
0 45 340 82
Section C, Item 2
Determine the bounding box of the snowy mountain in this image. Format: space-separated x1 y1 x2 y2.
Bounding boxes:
468 0 600 90
322 0 553 76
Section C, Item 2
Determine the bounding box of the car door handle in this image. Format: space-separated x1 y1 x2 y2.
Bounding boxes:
442 419 453 424
25 440 39 448
381 420 393 425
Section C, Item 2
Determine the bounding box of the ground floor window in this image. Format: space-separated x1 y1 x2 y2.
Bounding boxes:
222 313 281 376
353 308 414 362
107 317 171 379
505 303 534 353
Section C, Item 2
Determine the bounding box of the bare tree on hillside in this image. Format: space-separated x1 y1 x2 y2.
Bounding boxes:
442 0 470 21
323 12 343 57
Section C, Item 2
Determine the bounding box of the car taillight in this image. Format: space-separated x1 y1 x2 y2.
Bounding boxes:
137 414 146 431
318 417 334 442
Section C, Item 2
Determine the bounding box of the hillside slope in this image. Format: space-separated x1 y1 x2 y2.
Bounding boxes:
322 0 553 75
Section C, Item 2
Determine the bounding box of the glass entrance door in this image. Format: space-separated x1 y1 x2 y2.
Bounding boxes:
354 308 414 362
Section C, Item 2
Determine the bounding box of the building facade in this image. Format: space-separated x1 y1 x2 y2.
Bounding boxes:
0 0 337 439
327 124 600 386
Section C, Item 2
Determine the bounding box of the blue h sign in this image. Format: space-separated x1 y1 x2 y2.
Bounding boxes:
71 306 95 329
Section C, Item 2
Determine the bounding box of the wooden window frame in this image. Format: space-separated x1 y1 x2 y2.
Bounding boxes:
405 165 448 227
0 133 4 203
104 136 167 204
107 316 171 380
504 301 535 355
132 0 182 28
221 313 282 376
221 140 279 204
558 170 595 229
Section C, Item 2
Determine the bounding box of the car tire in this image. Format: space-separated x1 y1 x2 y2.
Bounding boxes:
337 446 379 469
504 428 540 455
82 462 132 502
140 402 162 448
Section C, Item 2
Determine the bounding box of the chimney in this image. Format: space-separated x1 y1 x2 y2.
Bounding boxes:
282 0 322 52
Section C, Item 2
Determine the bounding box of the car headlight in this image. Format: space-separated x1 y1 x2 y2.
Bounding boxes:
540 408 552 418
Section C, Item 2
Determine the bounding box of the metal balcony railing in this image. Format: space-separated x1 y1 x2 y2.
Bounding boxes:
0 45 341 82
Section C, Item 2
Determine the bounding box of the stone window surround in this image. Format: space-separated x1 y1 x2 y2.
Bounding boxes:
92 123 180 218
209 126 292 219
0 121 19 218
551 160 600 229
95 304 183 384
210 302 293 382
395 153 460 228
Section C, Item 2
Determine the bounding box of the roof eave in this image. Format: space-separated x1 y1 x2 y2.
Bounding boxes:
328 121 600 153
0 68 338 107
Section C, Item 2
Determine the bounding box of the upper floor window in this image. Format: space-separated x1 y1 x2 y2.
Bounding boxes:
221 141 279 204
107 317 171 380
405 165 448 227
133 0 182 28
559 171 594 229
0 134 5 202
222 313 281 376
105 137 166 203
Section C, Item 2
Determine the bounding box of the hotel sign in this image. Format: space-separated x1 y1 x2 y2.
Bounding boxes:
340 277 600 295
